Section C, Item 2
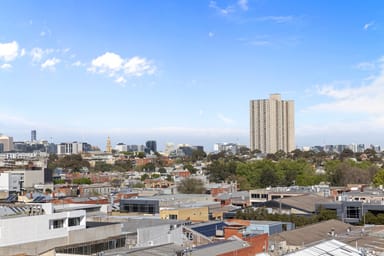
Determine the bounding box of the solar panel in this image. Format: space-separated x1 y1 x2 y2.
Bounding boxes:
33 196 47 203
6 194 17 203
33 196 44 202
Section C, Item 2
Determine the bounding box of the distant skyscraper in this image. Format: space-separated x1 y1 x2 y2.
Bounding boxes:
250 94 295 154
0 134 14 152
31 130 37 142
106 137 112 153
145 140 157 154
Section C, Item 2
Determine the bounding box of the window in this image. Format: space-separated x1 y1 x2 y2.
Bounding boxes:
68 217 81 227
169 214 178 220
346 206 360 219
51 219 64 229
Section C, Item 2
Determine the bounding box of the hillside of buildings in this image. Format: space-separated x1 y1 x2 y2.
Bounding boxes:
1 139 384 255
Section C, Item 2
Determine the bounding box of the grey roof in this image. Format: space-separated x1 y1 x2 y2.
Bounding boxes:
191 238 248 256
269 219 352 246
107 217 186 233
275 194 333 212
102 243 183 255
334 224 384 253
286 239 361 256
216 191 249 200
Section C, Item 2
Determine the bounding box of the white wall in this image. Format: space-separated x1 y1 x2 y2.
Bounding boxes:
137 224 183 247
0 210 86 247
0 173 10 191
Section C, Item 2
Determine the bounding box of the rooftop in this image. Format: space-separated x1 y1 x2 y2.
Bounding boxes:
286 239 361 256
275 194 334 212
269 219 352 246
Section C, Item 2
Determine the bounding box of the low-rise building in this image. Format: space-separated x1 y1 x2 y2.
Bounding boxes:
0 202 124 255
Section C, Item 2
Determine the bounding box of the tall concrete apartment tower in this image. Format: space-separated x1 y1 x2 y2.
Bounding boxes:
250 94 295 154
31 130 37 142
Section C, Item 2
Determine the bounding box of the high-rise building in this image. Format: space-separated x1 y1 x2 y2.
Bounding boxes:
31 130 37 142
250 93 295 154
145 140 157 154
0 134 14 152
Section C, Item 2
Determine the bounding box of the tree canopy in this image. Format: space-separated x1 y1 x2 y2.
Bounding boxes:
177 178 206 194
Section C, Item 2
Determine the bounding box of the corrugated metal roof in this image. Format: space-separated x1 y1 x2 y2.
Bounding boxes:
286 239 362 255
191 239 248 256
269 219 352 246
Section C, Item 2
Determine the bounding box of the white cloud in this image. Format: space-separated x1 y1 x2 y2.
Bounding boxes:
249 40 270 46
30 48 44 62
218 113 235 124
0 41 19 62
297 58 384 146
41 58 60 70
304 57 384 127
115 76 126 84
33 48 44 62
355 61 375 71
209 1 234 15
257 16 294 23
72 61 83 67
208 32 215 37
238 0 248 11
30 48 55 62
89 52 156 84
364 21 374 30
20 48 26 57
89 52 123 73
124 56 155 76
0 63 12 69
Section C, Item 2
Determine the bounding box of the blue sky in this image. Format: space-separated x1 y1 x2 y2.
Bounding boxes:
1 0 384 151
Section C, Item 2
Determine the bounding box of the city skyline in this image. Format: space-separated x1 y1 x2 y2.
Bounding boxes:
1 1 384 150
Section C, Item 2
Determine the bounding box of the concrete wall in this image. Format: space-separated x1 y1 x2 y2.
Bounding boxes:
8 169 45 189
67 222 122 244
137 224 183 247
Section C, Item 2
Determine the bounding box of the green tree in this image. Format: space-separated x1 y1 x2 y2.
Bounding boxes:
166 174 173 182
207 159 238 182
49 154 90 172
238 146 250 156
143 162 156 172
114 159 133 172
340 148 355 160
72 177 92 184
136 152 146 158
373 169 384 186
183 164 197 174
325 160 378 186
141 173 149 181
53 179 65 185
177 178 206 194
191 149 207 162
316 207 337 222
259 165 280 187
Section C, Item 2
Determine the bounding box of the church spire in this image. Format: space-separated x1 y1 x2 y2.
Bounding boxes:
106 136 112 153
